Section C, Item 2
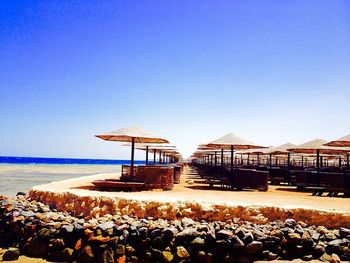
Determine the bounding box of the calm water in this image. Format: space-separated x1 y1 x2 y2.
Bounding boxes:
0 156 144 197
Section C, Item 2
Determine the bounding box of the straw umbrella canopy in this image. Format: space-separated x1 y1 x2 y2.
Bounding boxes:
287 139 328 154
206 133 265 171
323 134 350 169
288 139 350 155
95 126 169 176
288 139 350 174
238 147 273 166
268 143 296 155
324 134 350 147
265 143 296 168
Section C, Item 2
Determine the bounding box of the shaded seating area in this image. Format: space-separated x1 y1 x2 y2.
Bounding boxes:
191 134 269 191
92 126 183 192
228 168 268 191
190 134 350 196
92 164 181 191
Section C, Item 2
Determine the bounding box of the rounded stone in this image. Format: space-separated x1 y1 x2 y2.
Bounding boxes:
243 232 254 245
78 245 95 263
284 219 296 228
162 251 174 263
191 237 205 249
246 241 263 255
216 229 232 240
231 235 244 250
2 248 20 261
176 246 190 259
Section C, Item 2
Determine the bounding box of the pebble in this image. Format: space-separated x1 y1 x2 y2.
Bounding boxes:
245 241 263 254
176 246 190 259
284 218 296 228
162 250 174 262
339 227 350 238
231 235 245 250
217 229 232 239
243 232 254 244
330 253 341 263
2 248 20 261
191 237 205 249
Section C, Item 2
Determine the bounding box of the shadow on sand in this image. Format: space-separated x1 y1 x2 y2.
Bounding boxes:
185 185 251 192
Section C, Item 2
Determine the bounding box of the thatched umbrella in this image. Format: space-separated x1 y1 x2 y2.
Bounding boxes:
324 134 350 147
95 126 169 177
239 147 271 166
206 133 265 172
288 139 350 174
323 134 350 169
266 143 296 169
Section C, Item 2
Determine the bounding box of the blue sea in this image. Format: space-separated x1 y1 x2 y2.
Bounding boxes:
0 156 145 165
0 156 146 197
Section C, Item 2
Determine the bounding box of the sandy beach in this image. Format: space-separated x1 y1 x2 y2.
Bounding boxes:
28 165 350 230
32 165 350 214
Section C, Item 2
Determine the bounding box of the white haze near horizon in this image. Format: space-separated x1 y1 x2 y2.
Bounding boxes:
1 116 349 160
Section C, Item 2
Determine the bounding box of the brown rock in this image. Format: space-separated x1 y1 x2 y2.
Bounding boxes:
79 245 95 263
89 235 111 244
330 253 341 263
75 238 83 251
176 246 190 259
5 203 14 212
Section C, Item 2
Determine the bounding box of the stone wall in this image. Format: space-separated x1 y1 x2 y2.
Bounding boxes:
29 190 350 229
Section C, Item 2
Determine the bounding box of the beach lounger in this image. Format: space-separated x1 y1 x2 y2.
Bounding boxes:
92 180 145 191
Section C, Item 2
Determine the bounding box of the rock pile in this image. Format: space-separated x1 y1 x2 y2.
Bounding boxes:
0 195 350 262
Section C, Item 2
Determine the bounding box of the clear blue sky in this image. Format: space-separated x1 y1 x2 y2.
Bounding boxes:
1 1 349 159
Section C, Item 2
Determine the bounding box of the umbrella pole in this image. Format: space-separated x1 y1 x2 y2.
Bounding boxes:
131 137 135 178
214 151 217 167
269 154 272 169
339 156 342 168
316 149 320 174
247 153 250 166
287 153 290 184
231 145 234 172
153 150 156 164
221 149 224 167
316 149 320 186
159 150 162 164
146 146 149 165
301 156 304 168
347 153 349 171
257 153 260 167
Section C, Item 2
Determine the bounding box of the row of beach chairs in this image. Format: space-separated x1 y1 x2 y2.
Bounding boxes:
194 163 350 196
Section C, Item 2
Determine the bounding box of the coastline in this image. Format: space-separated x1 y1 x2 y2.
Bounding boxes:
0 163 121 197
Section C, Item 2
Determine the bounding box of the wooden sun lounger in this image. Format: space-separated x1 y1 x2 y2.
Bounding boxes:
311 187 350 197
206 177 231 188
92 180 145 191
